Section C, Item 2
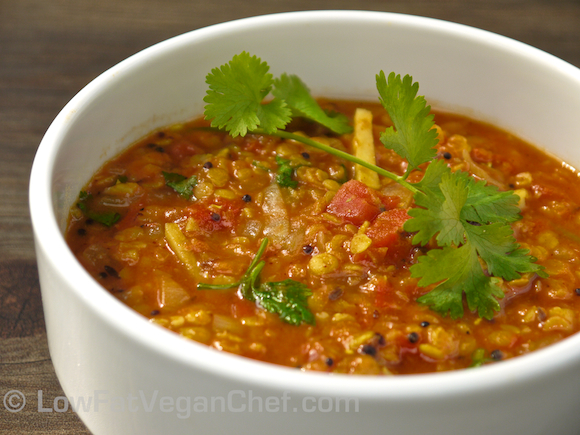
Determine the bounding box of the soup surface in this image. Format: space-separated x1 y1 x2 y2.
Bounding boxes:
65 100 580 374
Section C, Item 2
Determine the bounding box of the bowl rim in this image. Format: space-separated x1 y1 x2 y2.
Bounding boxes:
29 9 580 399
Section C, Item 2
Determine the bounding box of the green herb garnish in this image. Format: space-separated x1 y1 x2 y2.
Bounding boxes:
271 73 352 134
204 51 352 137
377 72 438 177
197 238 315 326
406 162 547 318
203 53 546 320
469 348 493 368
275 155 298 188
77 191 121 227
162 171 198 200
376 73 547 319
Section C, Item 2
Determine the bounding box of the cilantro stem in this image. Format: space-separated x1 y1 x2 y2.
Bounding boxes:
243 260 265 301
254 129 419 194
197 237 314 325
248 237 269 271
196 237 269 291
196 280 240 290
195 126 419 194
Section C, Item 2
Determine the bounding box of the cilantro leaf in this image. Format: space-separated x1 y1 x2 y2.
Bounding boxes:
412 243 504 319
404 162 455 246
461 174 521 224
253 280 315 326
434 170 468 246
162 171 198 199
77 191 121 227
412 158 449 194
197 238 315 326
272 74 352 134
275 155 298 188
466 223 548 280
204 52 291 137
376 72 438 174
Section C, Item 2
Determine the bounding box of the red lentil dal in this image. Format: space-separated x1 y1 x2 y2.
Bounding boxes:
65 100 580 375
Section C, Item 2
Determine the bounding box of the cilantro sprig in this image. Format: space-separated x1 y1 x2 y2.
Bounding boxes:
380 74 546 319
203 53 546 320
197 238 315 326
204 52 352 137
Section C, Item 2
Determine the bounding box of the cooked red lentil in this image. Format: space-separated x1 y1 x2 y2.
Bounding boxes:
65 100 580 375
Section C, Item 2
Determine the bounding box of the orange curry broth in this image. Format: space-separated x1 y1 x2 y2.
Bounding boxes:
65 100 580 375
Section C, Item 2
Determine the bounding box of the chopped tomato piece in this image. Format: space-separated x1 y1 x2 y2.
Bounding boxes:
366 208 411 248
471 147 511 169
185 198 243 232
326 180 399 226
167 139 205 160
531 182 565 201
470 147 494 164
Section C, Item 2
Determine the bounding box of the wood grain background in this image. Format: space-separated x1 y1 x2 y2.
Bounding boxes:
1 0 579 432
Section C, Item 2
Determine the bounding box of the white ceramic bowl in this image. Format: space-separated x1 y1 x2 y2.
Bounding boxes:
30 11 580 435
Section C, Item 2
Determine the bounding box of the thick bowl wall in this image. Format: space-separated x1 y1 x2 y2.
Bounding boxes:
30 11 580 435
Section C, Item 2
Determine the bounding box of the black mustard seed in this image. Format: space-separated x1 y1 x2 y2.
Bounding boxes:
104 265 120 279
375 332 386 346
360 344 377 356
408 332 420 344
491 350 504 361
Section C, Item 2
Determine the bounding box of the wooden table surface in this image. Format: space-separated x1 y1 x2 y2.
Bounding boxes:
2 0 579 433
